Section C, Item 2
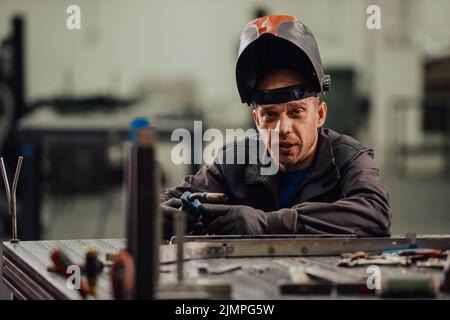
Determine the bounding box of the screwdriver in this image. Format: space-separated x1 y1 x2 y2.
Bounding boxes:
110 250 135 300
48 249 92 298
85 248 104 297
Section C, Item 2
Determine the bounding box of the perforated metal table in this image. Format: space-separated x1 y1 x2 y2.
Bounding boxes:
2 237 450 300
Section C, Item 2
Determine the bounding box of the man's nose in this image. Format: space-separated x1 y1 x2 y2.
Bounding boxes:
278 114 292 136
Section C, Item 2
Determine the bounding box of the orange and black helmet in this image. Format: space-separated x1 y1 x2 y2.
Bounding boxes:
236 15 331 105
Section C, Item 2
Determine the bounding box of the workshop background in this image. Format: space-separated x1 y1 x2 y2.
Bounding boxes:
0 0 449 299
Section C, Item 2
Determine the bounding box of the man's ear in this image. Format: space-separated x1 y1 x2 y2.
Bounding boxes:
252 108 260 127
317 101 327 128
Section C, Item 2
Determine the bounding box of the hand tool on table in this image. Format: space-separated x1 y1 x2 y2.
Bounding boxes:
339 249 447 268
84 248 104 296
383 248 445 261
110 250 135 300
0 156 22 243
160 191 234 298
338 252 411 267
198 264 242 275
48 249 92 298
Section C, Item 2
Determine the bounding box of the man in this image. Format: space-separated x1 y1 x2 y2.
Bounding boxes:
161 15 391 238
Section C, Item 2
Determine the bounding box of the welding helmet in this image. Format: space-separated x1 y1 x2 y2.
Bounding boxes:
236 15 331 105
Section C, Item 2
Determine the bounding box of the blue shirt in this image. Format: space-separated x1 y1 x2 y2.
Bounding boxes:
278 168 309 208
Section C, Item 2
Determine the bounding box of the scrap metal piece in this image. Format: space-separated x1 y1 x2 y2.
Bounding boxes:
341 251 367 261
416 258 447 269
288 266 310 283
384 248 443 257
198 264 241 275
338 253 411 267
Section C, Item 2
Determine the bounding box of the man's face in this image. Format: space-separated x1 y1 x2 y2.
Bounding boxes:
252 69 327 172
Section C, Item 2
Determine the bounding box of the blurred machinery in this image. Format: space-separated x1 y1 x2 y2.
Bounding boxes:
390 56 450 177
0 16 26 237
322 69 358 137
0 16 25 156
0 14 204 240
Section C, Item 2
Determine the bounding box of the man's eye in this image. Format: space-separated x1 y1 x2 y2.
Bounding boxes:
292 109 304 116
264 111 276 118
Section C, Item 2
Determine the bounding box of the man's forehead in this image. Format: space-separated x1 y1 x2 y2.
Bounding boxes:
257 100 309 110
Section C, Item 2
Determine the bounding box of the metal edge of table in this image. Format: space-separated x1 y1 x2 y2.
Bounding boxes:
2 242 80 300
172 235 450 258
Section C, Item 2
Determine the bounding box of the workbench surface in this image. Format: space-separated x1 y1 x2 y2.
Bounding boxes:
2 238 450 300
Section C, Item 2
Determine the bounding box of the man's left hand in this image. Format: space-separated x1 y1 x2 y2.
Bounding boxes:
201 204 297 235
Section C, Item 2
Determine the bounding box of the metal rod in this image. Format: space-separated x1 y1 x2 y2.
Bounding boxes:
175 208 185 283
11 156 22 242
12 156 23 203
1 156 22 242
0 157 11 204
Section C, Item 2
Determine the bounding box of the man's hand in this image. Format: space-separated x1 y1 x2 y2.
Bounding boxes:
161 198 198 238
200 204 297 235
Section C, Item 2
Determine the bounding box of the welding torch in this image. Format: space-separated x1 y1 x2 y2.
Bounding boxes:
180 192 230 234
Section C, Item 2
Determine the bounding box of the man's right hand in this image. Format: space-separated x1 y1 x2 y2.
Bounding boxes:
161 195 232 239
161 198 198 239
161 198 181 239
161 198 182 217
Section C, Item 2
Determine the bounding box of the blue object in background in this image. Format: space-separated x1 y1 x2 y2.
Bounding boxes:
20 144 34 157
128 118 151 142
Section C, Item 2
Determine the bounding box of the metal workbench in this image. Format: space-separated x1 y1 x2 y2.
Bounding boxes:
2 236 450 300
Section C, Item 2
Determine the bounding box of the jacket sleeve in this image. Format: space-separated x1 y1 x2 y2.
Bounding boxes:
285 150 392 237
160 162 228 202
